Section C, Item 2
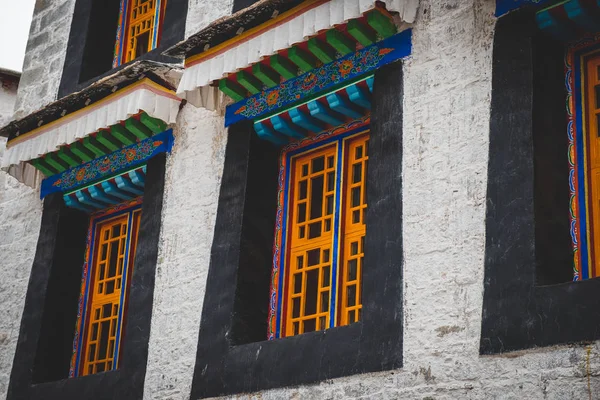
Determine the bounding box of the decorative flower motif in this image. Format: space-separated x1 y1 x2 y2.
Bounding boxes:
126 149 137 162
267 90 280 106
339 60 354 77
76 168 86 181
301 72 317 91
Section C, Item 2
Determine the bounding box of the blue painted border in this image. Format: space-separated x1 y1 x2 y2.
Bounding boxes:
225 30 412 127
275 125 370 337
41 129 174 199
572 42 600 279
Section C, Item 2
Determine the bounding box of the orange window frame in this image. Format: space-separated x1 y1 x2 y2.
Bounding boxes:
70 200 142 377
113 0 168 67
277 128 369 338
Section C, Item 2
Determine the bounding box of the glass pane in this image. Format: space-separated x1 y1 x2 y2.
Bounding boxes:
596 85 600 109
294 273 302 294
299 180 308 200
302 164 309 177
310 176 324 219
324 219 331 232
352 210 360 224
323 249 330 262
327 172 335 192
299 226 305 239
347 285 356 307
105 280 115 295
308 221 322 239
101 244 108 260
297 255 304 269
349 310 356 323
355 145 363 159
327 156 334 168
352 187 361 207
303 319 316 333
353 163 362 184
348 259 358 281
326 196 333 215
109 241 119 277
297 203 307 223
305 269 319 315
99 321 110 359
319 316 327 330
103 303 112 318
92 323 99 341
312 156 325 173
322 266 330 287
292 298 301 318
307 249 320 266
351 241 359 255
97 363 105 373
293 321 299 335
88 344 96 362
321 292 329 312
112 224 121 237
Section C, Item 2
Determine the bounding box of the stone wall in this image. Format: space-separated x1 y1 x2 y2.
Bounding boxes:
142 105 227 400
14 0 75 119
185 0 234 39
0 74 19 128
0 137 42 399
143 0 600 399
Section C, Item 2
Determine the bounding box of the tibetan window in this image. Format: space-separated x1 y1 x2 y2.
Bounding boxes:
272 125 369 338
72 200 142 376
113 0 168 67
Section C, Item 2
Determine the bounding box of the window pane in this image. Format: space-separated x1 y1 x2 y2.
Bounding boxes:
312 156 325 173
305 269 319 315
310 176 324 219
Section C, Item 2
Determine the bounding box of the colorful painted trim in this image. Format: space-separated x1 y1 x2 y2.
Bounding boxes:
113 0 164 68
267 116 370 340
40 129 173 199
225 30 411 127
7 78 179 148
566 35 600 281
496 0 552 17
184 0 330 68
113 0 129 68
69 197 143 378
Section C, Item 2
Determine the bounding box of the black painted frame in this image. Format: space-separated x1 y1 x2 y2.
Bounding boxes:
58 0 188 98
481 11 600 354
7 154 166 400
191 62 404 399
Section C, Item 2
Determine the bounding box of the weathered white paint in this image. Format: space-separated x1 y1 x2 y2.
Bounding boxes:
185 0 234 39
2 1 600 400
13 0 75 119
0 75 18 128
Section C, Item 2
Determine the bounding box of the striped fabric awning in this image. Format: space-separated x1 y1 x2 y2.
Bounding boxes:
1 79 181 188
176 0 419 111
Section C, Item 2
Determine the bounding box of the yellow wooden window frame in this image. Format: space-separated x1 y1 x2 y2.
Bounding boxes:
282 131 369 337
80 208 141 376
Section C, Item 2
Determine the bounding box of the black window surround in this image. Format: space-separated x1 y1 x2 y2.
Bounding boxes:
7 154 166 400
481 10 600 354
190 62 405 399
58 0 188 98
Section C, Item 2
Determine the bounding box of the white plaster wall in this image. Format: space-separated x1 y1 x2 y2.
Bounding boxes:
185 0 234 39
146 0 600 399
14 0 76 119
0 79 18 128
143 104 227 400
0 137 43 399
